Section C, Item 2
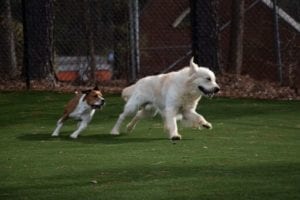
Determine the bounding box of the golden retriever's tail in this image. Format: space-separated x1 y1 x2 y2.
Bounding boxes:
122 85 135 101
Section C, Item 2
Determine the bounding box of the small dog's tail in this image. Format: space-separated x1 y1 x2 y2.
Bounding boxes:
122 85 135 101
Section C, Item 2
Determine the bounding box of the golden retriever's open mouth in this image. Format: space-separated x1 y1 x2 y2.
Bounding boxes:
198 86 216 98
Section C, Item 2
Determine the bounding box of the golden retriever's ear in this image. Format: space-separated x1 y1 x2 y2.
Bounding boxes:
189 57 198 75
187 73 197 84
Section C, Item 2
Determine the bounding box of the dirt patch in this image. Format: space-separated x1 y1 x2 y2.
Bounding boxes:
1 75 299 100
216 73 299 100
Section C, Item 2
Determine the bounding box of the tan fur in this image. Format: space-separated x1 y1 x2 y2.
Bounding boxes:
63 90 103 116
122 85 135 101
85 90 103 105
52 87 105 139
62 94 82 118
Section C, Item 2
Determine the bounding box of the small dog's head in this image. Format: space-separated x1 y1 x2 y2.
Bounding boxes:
82 86 105 109
187 58 220 98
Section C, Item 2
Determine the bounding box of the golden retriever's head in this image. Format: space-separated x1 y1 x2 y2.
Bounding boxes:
188 58 220 98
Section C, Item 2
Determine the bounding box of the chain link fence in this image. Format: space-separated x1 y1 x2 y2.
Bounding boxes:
220 0 300 85
0 0 299 91
0 0 131 85
53 0 129 83
0 0 23 79
53 0 132 83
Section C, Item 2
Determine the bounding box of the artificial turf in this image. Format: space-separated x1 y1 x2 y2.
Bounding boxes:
0 91 299 200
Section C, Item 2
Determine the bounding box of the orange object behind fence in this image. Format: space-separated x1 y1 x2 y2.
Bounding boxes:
56 71 79 81
96 70 112 81
56 70 112 82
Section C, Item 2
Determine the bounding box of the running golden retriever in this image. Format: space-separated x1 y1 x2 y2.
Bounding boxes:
111 58 220 140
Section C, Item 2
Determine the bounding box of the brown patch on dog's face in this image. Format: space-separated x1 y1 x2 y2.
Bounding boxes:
84 89 105 109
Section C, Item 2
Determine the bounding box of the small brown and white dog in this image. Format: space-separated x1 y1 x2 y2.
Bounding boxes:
51 86 105 139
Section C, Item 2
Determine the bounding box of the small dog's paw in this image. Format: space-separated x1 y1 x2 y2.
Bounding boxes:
110 129 120 136
202 122 212 129
69 134 78 139
171 134 182 141
51 133 59 137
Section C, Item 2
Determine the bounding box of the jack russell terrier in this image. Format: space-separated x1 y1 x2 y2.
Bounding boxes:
51 86 105 139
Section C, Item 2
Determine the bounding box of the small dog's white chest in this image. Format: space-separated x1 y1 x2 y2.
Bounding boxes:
69 101 92 120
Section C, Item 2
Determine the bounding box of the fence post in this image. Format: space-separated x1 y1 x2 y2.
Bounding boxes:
190 0 219 71
228 0 245 75
272 0 283 85
129 0 140 82
86 0 96 84
21 0 30 89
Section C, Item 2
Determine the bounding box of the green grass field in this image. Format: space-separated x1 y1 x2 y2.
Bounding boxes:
0 91 299 200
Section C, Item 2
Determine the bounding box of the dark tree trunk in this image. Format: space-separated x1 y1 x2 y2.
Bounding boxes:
22 0 54 80
111 0 128 80
0 0 17 78
228 0 245 75
190 0 219 71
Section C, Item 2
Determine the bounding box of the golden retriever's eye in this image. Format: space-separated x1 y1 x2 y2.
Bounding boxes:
206 77 211 81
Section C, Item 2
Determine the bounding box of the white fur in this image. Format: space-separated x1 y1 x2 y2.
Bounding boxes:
111 58 220 140
52 95 102 139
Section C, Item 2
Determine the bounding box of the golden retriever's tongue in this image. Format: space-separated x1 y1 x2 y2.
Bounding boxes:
198 86 209 95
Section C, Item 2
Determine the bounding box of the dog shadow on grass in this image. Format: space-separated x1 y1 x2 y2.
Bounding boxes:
17 132 174 144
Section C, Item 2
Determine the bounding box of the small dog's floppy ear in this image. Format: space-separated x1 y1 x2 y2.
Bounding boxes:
189 57 198 75
81 89 91 94
93 85 99 90
74 89 80 95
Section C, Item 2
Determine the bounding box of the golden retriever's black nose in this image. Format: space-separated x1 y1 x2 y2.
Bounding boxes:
214 87 220 93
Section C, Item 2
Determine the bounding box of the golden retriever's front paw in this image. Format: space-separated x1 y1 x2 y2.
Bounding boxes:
170 134 182 141
202 122 212 129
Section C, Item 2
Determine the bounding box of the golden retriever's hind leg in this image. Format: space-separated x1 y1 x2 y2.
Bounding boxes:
127 106 157 133
111 112 126 135
126 111 141 132
111 101 139 135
